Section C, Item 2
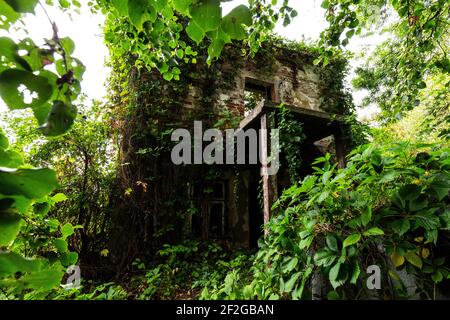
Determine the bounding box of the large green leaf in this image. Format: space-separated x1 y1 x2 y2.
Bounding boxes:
53 238 68 253
414 212 440 230
284 271 301 292
32 102 52 126
0 37 30 70
350 262 360 284
326 234 338 252
390 219 410 236
0 167 58 200
405 251 422 269
282 257 298 273
0 252 42 277
430 176 450 201
0 212 22 246
0 128 8 149
111 0 128 16
128 0 156 30
38 100 77 136
60 251 78 267
363 227 384 236
0 69 52 109
61 222 75 239
361 206 372 226
16 269 64 290
343 233 361 247
0 195 32 214
0 149 23 167
221 5 252 40
186 20 205 44
313 249 337 267
190 0 221 32
329 262 341 281
0 1 20 29
59 37 75 55
4 0 39 13
329 262 348 289
173 0 192 14
398 184 421 201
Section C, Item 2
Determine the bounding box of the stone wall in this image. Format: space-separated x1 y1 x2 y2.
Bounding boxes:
178 47 330 125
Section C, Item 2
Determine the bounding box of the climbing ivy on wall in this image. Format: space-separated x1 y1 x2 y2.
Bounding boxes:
277 105 306 183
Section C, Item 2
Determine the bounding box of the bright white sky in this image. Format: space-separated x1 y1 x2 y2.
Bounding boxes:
0 0 385 119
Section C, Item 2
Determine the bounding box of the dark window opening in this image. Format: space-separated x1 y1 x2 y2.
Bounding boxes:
244 79 273 117
188 181 227 239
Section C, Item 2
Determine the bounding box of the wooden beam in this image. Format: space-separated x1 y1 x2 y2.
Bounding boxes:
264 101 341 121
334 124 347 169
260 113 271 235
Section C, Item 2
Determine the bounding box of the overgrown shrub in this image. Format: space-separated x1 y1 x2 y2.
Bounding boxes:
206 142 450 300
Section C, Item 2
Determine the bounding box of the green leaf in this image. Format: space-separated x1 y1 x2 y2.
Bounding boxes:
59 37 75 55
0 212 22 246
0 37 31 70
51 193 67 203
32 102 52 126
207 37 225 62
53 238 68 253
326 234 338 252
0 167 58 200
350 262 360 284
414 212 440 230
329 262 341 281
176 48 184 59
0 149 23 167
173 0 192 15
314 249 336 267
242 284 253 299
5 0 38 13
405 252 422 269
127 0 156 30
361 206 372 226
60 251 78 267
390 219 410 236
363 227 384 236
33 201 50 216
430 177 450 201
298 235 314 249
0 1 20 29
221 5 252 40
190 0 221 32
0 252 42 277
327 290 340 300
391 252 405 268
186 20 205 44
111 0 128 16
317 190 329 203
284 271 301 292
398 184 421 201
379 170 398 183
17 269 64 290
283 257 298 273
431 271 443 283
61 223 74 239
0 69 52 110
409 196 427 212
38 100 77 136
0 128 8 149
343 234 361 247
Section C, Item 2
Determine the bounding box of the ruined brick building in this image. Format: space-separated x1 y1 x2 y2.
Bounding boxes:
109 41 352 267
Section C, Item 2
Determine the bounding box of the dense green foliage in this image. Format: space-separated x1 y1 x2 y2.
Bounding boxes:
207 142 450 299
